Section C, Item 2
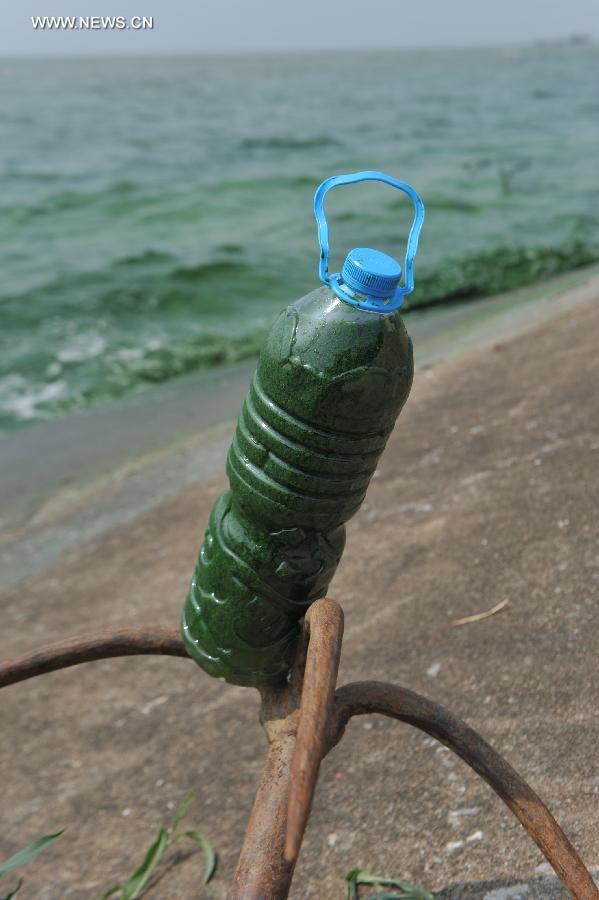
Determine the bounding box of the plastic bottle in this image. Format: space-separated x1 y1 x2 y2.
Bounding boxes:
182 171 425 686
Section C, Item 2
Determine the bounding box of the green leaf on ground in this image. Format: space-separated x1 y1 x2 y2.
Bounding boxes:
345 868 434 899
119 828 169 900
169 789 195 832
99 886 122 900
100 790 217 898
0 831 64 878
174 831 216 884
1 878 23 900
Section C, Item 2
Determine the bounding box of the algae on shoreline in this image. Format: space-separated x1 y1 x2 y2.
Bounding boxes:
2 264 598 589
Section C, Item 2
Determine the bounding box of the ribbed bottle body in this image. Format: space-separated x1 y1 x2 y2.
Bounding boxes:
182 287 413 685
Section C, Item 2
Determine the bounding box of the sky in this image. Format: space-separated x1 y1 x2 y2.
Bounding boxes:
1 0 598 56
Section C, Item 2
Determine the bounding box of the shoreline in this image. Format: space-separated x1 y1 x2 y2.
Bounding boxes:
1 262 598 588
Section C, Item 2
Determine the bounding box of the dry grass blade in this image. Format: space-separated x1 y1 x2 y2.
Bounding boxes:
446 597 510 629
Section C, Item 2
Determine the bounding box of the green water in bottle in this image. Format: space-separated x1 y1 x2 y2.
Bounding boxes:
182 171 425 686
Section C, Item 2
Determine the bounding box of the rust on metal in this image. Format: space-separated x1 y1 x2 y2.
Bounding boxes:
333 681 599 900
229 601 598 899
229 630 308 900
1 614 597 900
284 597 344 865
0 626 188 688
229 680 299 900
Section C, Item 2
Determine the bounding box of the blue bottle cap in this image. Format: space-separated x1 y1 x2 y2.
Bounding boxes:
341 247 402 300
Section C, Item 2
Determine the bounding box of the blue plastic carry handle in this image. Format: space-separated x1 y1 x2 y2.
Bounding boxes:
313 170 425 311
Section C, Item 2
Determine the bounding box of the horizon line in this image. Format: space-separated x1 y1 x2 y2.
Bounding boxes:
0 33 596 61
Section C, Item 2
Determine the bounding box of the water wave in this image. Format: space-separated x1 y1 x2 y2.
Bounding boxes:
409 240 599 309
2 48 598 428
2 239 598 426
1 179 149 225
240 135 341 150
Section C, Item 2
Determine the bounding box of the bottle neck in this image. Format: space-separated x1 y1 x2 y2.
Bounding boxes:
329 274 399 314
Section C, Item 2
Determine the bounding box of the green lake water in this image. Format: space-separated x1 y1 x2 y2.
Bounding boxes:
1 44 598 427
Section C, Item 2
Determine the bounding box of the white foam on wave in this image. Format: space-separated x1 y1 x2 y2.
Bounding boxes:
57 331 106 363
114 336 165 362
0 374 68 420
